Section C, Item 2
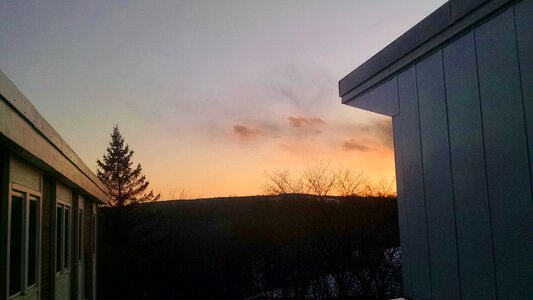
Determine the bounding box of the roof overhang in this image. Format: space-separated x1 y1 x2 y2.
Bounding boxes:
339 0 515 116
0 70 109 204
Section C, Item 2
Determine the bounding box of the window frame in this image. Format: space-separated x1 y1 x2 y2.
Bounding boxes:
56 199 72 275
78 204 84 263
8 183 42 299
91 212 96 255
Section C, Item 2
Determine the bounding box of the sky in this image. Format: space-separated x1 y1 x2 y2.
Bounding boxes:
0 0 447 198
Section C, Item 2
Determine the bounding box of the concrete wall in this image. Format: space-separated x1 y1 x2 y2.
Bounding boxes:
360 1 533 299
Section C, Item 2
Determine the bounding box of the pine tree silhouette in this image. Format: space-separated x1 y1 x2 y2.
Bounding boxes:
97 125 160 206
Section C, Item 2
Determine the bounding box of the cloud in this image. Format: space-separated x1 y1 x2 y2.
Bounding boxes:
368 119 393 149
337 118 393 151
232 123 280 140
233 125 265 139
342 139 373 152
266 63 336 114
288 116 325 128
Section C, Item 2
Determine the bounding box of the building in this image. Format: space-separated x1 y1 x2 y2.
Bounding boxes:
339 0 532 299
0 70 108 299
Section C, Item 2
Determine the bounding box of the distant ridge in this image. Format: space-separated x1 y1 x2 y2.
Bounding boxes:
143 193 394 204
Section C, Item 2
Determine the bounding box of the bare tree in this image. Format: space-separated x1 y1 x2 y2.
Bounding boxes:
261 162 401 298
166 188 192 200
264 162 396 199
300 161 336 200
363 175 396 197
334 168 366 197
262 169 304 196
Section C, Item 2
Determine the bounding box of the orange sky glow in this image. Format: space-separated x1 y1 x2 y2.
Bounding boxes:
0 0 447 198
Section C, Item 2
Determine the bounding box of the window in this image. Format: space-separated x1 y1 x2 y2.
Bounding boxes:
56 203 71 273
56 205 62 273
9 193 23 296
65 206 70 269
8 188 41 297
92 213 96 255
78 208 83 262
28 198 38 286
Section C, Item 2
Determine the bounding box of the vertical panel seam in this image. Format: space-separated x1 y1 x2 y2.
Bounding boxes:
512 6 533 294
473 27 499 299
414 64 433 298
395 116 410 296
512 2 533 206
395 75 413 296
441 49 463 300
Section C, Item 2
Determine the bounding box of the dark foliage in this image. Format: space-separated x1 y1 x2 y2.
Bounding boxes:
97 125 160 206
98 195 401 299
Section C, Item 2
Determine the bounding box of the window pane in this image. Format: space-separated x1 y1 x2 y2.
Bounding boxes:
78 209 83 261
9 194 23 296
28 199 38 286
65 206 70 269
92 214 96 254
56 205 63 273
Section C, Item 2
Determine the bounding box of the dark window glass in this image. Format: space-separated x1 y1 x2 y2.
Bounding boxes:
78 209 83 261
92 214 96 254
65 206 70 269
28 199 37 286
56 205 63 272
9 194 23 296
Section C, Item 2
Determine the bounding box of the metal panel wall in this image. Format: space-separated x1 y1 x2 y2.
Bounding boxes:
515 0 533 207
391 7 533 299
416 51 460 300
345 78 399 116
392 116 412 296
397 67 431 299
475 7 533 298
346 2 533 299
443 31 497 299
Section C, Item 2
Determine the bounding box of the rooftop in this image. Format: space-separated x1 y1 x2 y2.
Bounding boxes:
339 0 515 106
0 70 108 203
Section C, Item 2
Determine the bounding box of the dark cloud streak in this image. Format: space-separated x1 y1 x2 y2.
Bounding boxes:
232 123 280 140
342 139 373 152
288 115 325 128
233 125 266 139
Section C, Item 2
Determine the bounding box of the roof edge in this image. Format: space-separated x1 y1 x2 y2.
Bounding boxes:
339 0 514 101
0 69 109 203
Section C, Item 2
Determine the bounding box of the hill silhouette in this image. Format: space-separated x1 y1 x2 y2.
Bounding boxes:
98 194 401 299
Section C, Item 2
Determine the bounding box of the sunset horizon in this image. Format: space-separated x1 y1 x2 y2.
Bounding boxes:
3 1 531 299
0 0 446 198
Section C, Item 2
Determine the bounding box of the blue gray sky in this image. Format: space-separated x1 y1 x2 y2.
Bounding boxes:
0 0 446 197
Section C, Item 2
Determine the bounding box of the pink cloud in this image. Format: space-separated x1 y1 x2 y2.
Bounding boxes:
233 125 266 139
288 116 325 128
342 139 373 152
233 123 282 140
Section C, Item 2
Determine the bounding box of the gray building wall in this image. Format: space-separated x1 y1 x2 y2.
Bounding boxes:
1 63 107 299
345 1 533 299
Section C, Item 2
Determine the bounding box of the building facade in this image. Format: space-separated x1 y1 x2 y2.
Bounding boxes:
339 0 533 299
0 70 108 300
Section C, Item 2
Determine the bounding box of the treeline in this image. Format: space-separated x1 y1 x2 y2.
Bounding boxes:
262 162 396 198
98 195 401 299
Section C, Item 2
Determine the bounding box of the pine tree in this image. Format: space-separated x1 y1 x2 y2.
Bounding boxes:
97 125 160 206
